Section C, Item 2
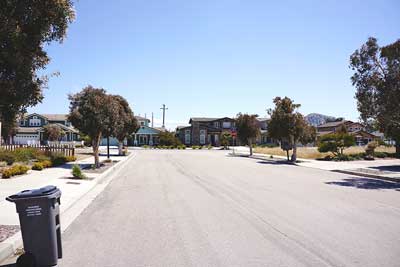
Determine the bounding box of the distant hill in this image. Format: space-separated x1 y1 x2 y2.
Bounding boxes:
305 113 336 127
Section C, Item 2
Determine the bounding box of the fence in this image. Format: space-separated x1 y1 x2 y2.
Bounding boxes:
0 144 75 157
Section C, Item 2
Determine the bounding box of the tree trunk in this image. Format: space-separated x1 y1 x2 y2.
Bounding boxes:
249 139 253 156
286 150 289 161
396 142 400 158
92 132 102 168
118 141 123 155
291 143 297 162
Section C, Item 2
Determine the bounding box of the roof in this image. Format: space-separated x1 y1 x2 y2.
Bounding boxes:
153 127 167 132
23 113 68 121
317 120 352 128
41 114 68 121
257 117 270 122
135 116 150 122
16 127 41 134
189 117 234 123
176 125 191 130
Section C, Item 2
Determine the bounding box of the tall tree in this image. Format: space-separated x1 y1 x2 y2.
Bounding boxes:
0 0 75 140
350 37 400 157
268 97 316 162
236 113 260 156
111 95 138 155
68 86 111 168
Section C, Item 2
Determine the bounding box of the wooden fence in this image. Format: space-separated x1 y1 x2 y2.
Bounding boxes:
0 144 75 157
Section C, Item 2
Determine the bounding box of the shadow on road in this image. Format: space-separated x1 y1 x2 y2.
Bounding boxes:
326 177 400 190
256 160 296 166
0 264 16 267
368 165 400 173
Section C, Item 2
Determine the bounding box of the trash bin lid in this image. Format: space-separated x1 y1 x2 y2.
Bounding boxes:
6 185 60 201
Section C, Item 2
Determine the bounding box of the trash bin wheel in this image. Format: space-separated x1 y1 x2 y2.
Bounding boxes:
16 252 36 267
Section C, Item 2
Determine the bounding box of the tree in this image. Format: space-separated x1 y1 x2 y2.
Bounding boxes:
268 97 316 162
43 124 65 142
350 37 400 157
159 131 181 146
68 86 112 168
111 95 138 155
220 131 232 150
236 113 260 156
318 133 355 158
0 0 75 139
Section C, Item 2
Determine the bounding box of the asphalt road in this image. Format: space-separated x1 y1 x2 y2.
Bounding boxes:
59 150 400 267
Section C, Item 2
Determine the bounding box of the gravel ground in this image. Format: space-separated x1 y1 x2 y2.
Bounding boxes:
0 225 20 242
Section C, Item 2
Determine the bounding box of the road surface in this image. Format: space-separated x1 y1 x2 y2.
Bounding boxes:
59 150 400 267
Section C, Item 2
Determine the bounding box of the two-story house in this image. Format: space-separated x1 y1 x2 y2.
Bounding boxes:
14 113 80 144
176 117 237 146
316 119 378 145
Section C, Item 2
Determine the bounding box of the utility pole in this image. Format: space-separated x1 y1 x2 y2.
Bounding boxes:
160 104 168 128
151 112 154 128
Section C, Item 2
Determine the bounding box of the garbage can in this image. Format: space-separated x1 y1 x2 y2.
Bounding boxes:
6 185 62 267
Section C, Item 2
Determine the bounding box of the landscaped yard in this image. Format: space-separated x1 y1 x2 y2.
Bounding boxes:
254 146 397 159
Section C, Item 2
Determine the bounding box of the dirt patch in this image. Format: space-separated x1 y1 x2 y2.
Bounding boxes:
83 160 118 174
0 225 20 242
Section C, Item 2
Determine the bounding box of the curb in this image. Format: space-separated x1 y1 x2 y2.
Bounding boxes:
331 169 400 183
0 152 135 264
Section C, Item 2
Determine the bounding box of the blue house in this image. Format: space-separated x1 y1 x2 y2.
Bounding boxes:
133 116 165 146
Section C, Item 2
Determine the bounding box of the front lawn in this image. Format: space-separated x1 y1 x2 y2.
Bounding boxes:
254 146 397 160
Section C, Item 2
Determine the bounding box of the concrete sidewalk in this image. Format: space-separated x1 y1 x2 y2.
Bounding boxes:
0 148 134 264
231 146 400 181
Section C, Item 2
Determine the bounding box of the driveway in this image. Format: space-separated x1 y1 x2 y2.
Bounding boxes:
59 150 400 267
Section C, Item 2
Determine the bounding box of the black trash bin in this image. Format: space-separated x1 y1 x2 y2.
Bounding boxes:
6 185 62 267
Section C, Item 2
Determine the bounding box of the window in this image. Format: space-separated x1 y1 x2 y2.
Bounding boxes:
140 121 145 126
200 130 206 145
185 130 191 144
214 122 220 128
29 118 41 126
222 122 231 128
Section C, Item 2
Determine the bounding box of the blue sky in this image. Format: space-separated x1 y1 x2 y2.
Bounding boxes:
31 0 400 130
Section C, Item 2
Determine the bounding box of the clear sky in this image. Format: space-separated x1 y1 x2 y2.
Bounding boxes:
30 0 400 130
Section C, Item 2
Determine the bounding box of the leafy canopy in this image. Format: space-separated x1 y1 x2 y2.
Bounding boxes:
350 37 400 155
0 0 75 134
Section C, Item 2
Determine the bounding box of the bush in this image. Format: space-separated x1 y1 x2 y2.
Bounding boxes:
51 154 67 166
0 150 16 165
72 165 86 179
65 155 77 162
13 148 38 162
143 145 150 149
375 152 387 158
41 160 53 168
32 162 44 171
2 165 30 179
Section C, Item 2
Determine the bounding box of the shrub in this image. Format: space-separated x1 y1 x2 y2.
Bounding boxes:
32 162 44 171
41 160 53 168
2 165 30 179
14 148 38 162
51 154 67 166
65 156 77 162
375 152 387 158
72 165 86 179
143 145 150 149
0 150 16 165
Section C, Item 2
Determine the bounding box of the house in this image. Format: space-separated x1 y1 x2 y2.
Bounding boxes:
316 119 378 146
176 117 237 146
132 116 165 146
256 117 275 145
100 116 165 146
13 113 80 144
